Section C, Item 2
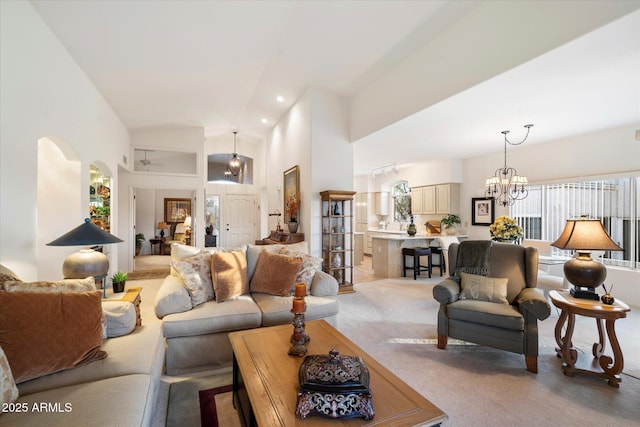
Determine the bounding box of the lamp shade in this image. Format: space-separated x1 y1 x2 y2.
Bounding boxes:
184 216 192 227
47 218 123 246
551 218 622 251
157 222 168 230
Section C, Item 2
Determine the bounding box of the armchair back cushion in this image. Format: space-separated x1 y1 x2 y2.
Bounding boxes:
449 242 538 303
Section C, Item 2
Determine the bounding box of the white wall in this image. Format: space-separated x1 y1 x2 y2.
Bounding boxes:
266 88 352 258
0 1 129 280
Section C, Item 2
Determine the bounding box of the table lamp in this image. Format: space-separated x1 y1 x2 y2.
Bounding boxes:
184 216 192 236
47 218 124 284
551 217 622 300
158 222 168 238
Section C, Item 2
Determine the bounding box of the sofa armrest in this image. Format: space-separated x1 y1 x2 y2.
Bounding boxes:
515 287 551 321
433 278 460 304
154 275 192 319
310 270 339 297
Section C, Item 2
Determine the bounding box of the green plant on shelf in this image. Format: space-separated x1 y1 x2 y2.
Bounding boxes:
440 214 461 229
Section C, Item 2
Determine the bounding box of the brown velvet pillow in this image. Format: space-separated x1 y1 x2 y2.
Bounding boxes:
250 251 303 296
0 290 107 383
211 251 248 302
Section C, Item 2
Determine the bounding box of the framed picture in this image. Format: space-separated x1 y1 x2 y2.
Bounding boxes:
283 165 300 223
472 197 495 226
164 198 191 223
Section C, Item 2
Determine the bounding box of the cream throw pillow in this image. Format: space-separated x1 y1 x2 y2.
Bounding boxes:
0 345 19 406
211 251 248 302
172 252 214 307
3 277 96 292
459 272 509 304
170 244 202 276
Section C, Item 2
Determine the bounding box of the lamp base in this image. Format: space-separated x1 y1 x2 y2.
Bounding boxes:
570 286 600 300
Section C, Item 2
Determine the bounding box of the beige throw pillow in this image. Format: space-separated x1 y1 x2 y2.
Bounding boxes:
459 272 509 304
3 277 96 292
211 251 248 302
170 244 202 276
250 251 303 296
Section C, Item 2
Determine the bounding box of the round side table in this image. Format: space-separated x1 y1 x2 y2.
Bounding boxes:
549 290 630 387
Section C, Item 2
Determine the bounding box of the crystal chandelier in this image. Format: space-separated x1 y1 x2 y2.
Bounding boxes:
228 130 241 177
485 124 533 207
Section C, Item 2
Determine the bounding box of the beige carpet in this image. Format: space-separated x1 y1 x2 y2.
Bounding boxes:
160 276 639 426
129 255 170 280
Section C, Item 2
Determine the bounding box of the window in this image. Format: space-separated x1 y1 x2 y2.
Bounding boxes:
511 175 639 269
392 181 411 222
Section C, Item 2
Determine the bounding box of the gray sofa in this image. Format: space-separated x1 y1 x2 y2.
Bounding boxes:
154 242 340 375
0 270 164 427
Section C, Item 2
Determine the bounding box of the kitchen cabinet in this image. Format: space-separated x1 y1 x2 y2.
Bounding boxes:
321 190 356 293
375 192 389 216
410 184 459 216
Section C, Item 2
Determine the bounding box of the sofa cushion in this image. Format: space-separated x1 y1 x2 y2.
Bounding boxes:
279 247 322 290
3 374 151 427
211 251 248 302
3 277 96 292
154 274 193 318
1 345 18 406
250 251 302 296
252 293 340 327
0 290 107 383
162 296 262 338
459 272 509 304
246 242 308 281
172 252 214 307
102 301 137 338
447 299 524 331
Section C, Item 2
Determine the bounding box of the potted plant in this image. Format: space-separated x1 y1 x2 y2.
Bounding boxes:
135 233 145 256
440 214 461 235
111 271 127 293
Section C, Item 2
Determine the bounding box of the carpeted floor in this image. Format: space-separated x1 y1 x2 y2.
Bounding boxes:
160 276 640 427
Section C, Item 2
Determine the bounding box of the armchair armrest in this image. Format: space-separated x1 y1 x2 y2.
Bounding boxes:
515 287 551 321
433 278 460 304
310 270 339 297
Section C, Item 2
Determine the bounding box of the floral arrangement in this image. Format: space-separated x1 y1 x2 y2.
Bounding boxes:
489 215 523 242
286 195 299 221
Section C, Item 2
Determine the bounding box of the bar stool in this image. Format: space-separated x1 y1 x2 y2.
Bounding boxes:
402 247 432 280
429 246 445 276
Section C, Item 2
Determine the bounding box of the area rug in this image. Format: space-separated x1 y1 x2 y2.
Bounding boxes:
166 372 238 427
128 268 169 280
199 384 240 427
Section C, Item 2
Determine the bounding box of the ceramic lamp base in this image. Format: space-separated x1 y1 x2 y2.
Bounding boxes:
62 249 109 279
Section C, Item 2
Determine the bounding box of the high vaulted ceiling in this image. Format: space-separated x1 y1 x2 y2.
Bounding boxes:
30 1 640 176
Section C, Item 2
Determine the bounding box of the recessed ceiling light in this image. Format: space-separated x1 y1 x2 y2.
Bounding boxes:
276 96 284 103
261 118 268 124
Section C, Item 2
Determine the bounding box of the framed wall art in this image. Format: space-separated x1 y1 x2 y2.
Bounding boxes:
283 165 300 224
164 198 191 223
472 197 495 226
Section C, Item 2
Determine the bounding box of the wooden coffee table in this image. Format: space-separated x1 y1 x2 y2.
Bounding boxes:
229 319 447 426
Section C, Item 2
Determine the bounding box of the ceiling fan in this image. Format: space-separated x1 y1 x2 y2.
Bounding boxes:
135 150 164 170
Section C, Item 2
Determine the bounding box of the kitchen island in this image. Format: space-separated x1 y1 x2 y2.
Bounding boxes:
371 233 465 278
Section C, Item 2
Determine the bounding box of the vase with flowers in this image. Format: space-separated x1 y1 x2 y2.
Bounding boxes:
286 195 299 233
489 215 523 243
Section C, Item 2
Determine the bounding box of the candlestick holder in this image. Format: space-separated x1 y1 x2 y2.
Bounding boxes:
289 312 308 357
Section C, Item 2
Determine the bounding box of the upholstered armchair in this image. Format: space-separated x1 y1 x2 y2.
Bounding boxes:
162 223 188 255
432 241 551 373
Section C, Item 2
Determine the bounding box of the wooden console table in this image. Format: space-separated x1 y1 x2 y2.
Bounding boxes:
549 290 630 387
